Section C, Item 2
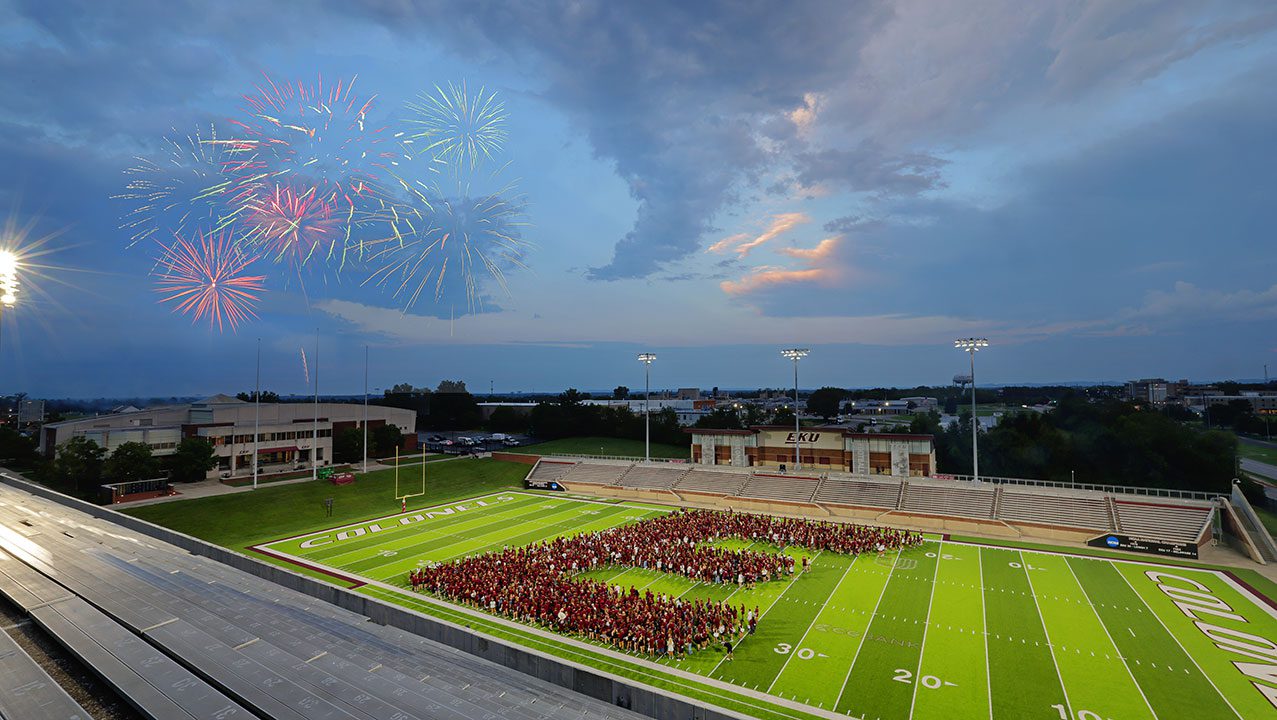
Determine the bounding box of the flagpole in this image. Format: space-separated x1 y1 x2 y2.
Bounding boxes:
363 345 369 474
312 328 319 482
253 338 260 490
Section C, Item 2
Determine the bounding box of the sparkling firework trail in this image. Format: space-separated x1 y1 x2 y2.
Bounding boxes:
153 231 266 332
115 125 243 248
219 73 396 211
404 81 508 173
363 180 529 313
243 182 345 270
300 347 309 386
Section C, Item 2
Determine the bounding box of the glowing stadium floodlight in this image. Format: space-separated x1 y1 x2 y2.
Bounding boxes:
0 249 19 395
780 348 809 470
637 353 656 463
955 338 989 483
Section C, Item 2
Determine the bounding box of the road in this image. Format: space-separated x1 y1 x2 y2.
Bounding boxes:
1241 457 1277 482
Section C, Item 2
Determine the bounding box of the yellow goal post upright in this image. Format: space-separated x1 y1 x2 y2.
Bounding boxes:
393 447 427 512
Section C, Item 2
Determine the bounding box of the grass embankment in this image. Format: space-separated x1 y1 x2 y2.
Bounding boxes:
1239 440 1277 466
516 436 687 459
121 458 528 551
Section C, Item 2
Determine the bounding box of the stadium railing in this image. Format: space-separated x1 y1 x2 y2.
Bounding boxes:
934 473 1219 502
537 453 689 463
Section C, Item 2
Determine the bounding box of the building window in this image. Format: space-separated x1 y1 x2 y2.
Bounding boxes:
908 453 930 477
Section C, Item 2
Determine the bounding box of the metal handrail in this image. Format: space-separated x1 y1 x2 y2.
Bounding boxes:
932 473 1220 501
535 453 688 463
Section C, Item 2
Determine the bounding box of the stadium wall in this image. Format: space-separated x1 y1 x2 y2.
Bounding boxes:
0 471 738 720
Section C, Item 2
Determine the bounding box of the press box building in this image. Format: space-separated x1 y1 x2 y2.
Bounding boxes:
688 425 936 477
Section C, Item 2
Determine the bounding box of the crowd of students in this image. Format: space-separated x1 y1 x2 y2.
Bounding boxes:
408 508 922 658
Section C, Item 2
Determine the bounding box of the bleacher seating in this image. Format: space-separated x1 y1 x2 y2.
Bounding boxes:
901 481 996 519
674 468 750 496
0 618 90 719
0 482 644 720
560 461 632 486
527 460 576 484
996 488 1113 530
814 477 902 508
616 464 688 489
738 474 820 504
1114 501 1213 543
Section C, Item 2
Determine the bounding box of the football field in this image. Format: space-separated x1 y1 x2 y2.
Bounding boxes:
254 491 1277 720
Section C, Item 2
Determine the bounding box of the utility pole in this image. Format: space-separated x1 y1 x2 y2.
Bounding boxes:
253 338 261 490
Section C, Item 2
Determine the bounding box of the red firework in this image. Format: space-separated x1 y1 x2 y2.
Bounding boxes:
244 182 344 268
220 73 395 210
154 231 266 332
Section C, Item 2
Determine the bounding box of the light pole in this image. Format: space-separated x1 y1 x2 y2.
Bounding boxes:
363 345 369 474
0 250 19 427
253 338 260 490
637 353 656 463
955 338 989 483
781 348 809 470
1265 363 1271 441
312 328 319 482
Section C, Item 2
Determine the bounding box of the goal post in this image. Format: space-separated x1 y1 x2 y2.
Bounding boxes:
393 447 426 512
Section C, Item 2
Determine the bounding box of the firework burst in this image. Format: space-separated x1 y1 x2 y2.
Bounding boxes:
154 230 266 332
242 182 347 271
220 73 397 211
404 81 508 174
363 180 529 313
115 125 243 248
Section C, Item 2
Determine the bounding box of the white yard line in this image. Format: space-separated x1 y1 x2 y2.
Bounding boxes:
1062 557 1159 720
764 554 859 694
1019 550 1074 719
977 547 993 720
1112 566 1244 720
708 552 821 678
832 548 902 712
907 544 944 719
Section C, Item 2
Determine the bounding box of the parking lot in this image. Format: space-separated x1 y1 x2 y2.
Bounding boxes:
419 430 532 455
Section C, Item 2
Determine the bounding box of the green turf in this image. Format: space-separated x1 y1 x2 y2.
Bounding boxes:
241 492 1277 720
120 458 529 550
1239 441 1277 466
515 436 688 459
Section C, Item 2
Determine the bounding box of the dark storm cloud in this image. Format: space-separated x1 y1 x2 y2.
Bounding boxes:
744 72 1277 327
792 142 948 197
334 0 893 279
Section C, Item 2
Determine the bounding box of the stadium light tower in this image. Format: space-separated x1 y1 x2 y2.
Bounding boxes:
637 353 656 463
781 348 809 470
955 338 989 483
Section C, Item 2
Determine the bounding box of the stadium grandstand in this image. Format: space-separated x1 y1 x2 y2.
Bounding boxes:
523 455 1230 553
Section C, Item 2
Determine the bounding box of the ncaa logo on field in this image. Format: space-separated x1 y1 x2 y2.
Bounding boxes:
1105 536 1120 548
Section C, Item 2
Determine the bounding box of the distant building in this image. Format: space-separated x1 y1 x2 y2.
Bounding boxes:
676 388 701 400
1125 378 1190 405
688 426 936 477
582 398 708 426
40 395 416 479
1187 393 1277 416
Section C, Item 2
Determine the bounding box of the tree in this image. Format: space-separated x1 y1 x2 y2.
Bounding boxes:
49 436 106 495
371 424 404 457
772 406 796 426
694 407 745 430
613 385 630 400
436 379 467 393
0 427 36 466
166 437 216 483
236 390 280 402
943 396 959 414
104 441 159 483
487 406 529 433
332 427 363 464
806 387 847 420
